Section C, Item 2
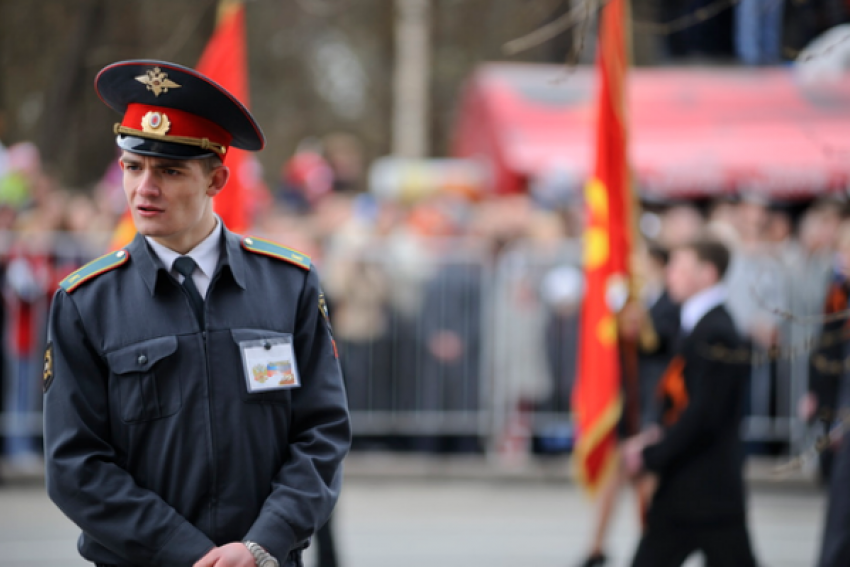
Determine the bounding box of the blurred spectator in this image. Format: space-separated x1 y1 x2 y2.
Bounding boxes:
492 212 574 459
708 197 738 228
805 199 844 253
414 200 484 454
805 219 850 483
515 213 568 405
2 192 66 474
783 202 843 476
657 204 704 250
0 142 40 211
766 205 794 250
323 132 365 194
539 264 583 416
323 196 394 448
808 216 850 566
723 195 789 453
278 137 334 213
736 0 784 65
0 143 102 477
663 0 735 60
278 133 366 215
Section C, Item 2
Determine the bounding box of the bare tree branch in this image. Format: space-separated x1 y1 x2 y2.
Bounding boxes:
503 0 605 56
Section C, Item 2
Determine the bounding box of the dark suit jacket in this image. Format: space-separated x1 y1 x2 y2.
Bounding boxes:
642 305 749 525
809 276 849 422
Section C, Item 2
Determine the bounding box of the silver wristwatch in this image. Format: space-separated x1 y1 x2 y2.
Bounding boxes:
243 541 280 567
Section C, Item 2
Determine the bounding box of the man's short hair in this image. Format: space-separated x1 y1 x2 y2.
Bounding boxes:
679 236 731 281
200 155 223 174
647 242 670 266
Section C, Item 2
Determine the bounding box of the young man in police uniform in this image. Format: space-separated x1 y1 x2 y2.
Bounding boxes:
43 60 351 567
623 237 758 567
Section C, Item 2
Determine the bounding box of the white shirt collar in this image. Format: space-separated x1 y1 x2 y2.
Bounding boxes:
680 283 726 333
145 216 222 279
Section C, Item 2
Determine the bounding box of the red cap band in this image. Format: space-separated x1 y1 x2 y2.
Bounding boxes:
120 103 233 153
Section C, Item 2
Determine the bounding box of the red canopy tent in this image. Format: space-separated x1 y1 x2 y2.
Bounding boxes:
452 63 850 200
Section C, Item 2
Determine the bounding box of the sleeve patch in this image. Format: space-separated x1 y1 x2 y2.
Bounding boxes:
59 250 130 293
241 236 311 271
43 341 54 394
318 291 338 358
319 292 331 324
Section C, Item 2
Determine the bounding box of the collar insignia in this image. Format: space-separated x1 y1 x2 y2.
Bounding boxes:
135 67 182 97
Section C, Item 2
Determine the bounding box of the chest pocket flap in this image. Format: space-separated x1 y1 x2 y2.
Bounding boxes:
107 336 180 422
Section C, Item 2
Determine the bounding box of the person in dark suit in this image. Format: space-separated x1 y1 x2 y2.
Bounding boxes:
623 236 758 567
813 220 850 567
818 432 850 567
805 268 848 484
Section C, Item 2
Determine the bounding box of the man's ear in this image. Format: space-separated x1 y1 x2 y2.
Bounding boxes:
206 165 230 197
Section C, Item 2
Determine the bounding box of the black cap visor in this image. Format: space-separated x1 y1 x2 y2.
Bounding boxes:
117 135 216 160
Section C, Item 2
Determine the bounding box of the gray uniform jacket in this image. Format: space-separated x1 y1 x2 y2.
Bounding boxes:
43 228 351 567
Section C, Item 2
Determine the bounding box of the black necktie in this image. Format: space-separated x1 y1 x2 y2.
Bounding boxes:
173 256 204 326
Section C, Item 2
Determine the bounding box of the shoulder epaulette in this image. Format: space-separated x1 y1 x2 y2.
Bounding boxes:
60 249 130 293
241 236 311 271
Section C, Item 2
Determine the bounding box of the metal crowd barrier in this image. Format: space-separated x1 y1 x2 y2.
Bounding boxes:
0 231 823 460
0 230 111 441
324 237 495 453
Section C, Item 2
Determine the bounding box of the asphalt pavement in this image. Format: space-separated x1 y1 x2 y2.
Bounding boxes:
0 471 827 567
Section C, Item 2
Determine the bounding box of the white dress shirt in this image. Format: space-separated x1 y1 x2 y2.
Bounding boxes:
146 217 222 298
680 283 727 334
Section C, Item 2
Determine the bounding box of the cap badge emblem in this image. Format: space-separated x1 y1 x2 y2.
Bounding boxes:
141 111 171 134
135 67 181 97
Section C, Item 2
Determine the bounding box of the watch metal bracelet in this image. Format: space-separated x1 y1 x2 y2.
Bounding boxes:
243 540 280 567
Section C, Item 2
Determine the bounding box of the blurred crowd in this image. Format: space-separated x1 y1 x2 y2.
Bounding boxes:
662 0 850 66
1 130 850 473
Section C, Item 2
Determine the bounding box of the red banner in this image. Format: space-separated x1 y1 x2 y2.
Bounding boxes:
571 0 633 493
197 0 252 234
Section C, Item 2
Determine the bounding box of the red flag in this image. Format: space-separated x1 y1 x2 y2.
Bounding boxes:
196 0 253 233
571 0 633 493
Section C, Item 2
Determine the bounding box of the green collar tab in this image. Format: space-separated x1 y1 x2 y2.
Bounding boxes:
60 250 130 293
241 236 311 271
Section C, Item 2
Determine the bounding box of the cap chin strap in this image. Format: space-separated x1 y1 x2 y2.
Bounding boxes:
113 124 227 156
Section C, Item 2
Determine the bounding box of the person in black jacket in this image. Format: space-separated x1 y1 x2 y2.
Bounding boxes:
811 220 850 567
43 60 351 567
623 236 757 567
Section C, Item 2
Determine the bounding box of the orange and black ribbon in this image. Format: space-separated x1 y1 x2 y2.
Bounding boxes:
658 355 688 426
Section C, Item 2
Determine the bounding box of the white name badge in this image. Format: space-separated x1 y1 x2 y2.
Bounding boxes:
238 336 301 392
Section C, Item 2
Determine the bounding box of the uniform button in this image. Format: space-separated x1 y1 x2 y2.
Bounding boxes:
116 250 126 259
137 354 148 365
245 237 254 245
